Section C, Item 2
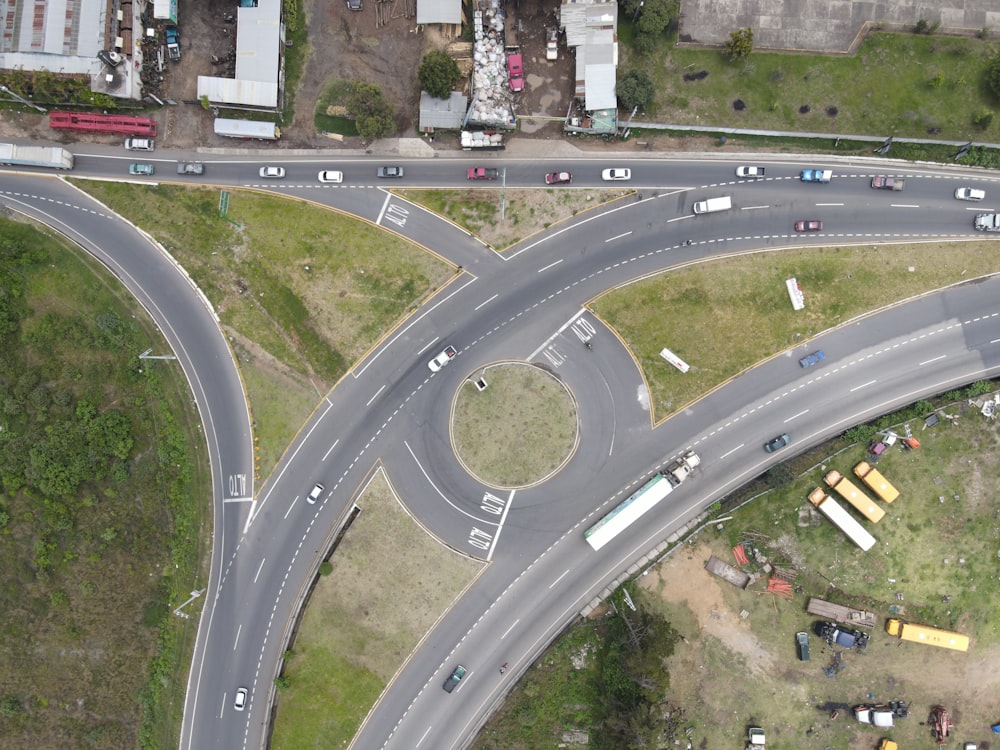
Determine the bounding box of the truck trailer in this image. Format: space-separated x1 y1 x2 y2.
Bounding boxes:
49 111 157 137
0 143 74 170
885 618 969 652
853 461 900 503
584 452 700 551
807 488 877 551
823 470 885 523
213 118 281 140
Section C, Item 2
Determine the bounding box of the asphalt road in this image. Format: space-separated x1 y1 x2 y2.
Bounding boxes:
2 149 999 750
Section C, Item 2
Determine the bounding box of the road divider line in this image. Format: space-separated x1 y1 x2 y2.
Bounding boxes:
605 230 632 243
784 409 809 423
403 441 500 524
366 384 386 406
253 558 265 583
415 726 433 748
919 354 947 366
233 624 241 651
474 293 498 311
321 438 339 462
548 569 570 589
720 443 744 459
537 259 564 273
500 619 520 639
850 379 877 392
486 489 516 562
374 191 392 225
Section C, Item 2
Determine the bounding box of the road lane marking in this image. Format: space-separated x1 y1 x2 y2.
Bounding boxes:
919 355 947 366
485 489 516 561
474 293 498 311
890 204 920 208
233 624 241 651
991 338 1000 344
720 443 744 459
282 497 297 519
366 384 386 406
528 308 586 360
850 379 877 392
537 259 564 273
253 557 266 583
373 191 393 224
784 409 809 423
404 441 500 524
322 438 339 461
739 205 770 211
548 569 570 589
416 726 433 748
500 619 520 639
605 230 632 242
666 214 695 223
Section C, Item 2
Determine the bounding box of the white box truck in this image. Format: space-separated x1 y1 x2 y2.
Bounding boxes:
692 196 732 214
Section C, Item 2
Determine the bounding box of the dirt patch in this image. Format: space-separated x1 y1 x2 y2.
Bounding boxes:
641 539 1000 749
642 548 776 678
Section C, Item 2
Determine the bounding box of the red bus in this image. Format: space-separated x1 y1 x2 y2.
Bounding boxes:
49 111 157 137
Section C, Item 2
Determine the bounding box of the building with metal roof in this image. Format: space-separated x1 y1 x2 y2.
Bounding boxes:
197 0 284 110
417 0 462 25
561 0 618 133
419 91 468 131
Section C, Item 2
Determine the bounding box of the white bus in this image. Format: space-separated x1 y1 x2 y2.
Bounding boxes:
584 474 674 551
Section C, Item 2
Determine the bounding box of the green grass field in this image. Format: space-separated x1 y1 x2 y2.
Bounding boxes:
592 240 1000 421
76 181 453 476
0 217 207 750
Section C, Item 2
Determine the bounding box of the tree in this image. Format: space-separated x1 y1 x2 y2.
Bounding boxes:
725 27 754 62
418 49 461 100
617 69 654 111
345 82 396 141
632 0 672 55
987 53 1000 99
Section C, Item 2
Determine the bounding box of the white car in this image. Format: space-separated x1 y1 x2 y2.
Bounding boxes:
736 165 765 178
955 187 985 201
234 688 247 711
601 168 631 181
259 166 285 179
124 137 155 151
318 170 343 183
306 483 324 504
427 345 457 372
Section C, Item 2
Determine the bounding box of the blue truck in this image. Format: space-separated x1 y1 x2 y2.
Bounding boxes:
801 168 832 183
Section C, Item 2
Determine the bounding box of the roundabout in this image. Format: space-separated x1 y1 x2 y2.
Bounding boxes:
452 362 579 488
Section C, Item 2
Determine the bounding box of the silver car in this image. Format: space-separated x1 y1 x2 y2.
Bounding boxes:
955 187 985 201
259 166 285 179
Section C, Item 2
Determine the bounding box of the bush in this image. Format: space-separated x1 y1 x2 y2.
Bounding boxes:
418 49 461 100
725 27 754 61
617 69 655 111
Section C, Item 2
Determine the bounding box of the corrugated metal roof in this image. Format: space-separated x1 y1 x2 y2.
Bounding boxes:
235 0 283 85
561 0 616 47
0 0 104 55
418 90 468 130
197 75 280 108
584 61 616 109
417 0 461 25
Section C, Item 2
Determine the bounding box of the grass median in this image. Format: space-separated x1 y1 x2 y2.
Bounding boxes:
270 469 483 749
592 241 1000 422
75 181 453 476
452 363 579 488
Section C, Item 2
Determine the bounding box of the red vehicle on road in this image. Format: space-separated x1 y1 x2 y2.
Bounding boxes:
467 167 499 180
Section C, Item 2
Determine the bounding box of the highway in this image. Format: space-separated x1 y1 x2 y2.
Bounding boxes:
2 148 999 750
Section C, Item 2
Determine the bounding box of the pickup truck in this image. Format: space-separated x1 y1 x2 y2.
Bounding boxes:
816 621 869 650
736 165 765 178
467 167 499 180
974 212 1000 231
801 168 833 183
177 162 205 175
871 175 905 191
165 26 181 61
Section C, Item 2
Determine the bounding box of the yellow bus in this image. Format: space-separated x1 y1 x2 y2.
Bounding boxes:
823 470 885 523
886 618 969 652
854 461 900 503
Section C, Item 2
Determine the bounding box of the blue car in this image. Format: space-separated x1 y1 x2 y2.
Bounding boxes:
800 168 833 183
799 350 825 368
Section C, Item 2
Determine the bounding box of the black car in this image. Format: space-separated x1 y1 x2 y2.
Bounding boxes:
763 433 791 453
442 665 466 693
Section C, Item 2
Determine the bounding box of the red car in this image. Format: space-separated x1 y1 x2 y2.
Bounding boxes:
794 219 823 232
545 171 572 185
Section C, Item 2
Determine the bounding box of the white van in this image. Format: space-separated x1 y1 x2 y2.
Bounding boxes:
692 196 732 215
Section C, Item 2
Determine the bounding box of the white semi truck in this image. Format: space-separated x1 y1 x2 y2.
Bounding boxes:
0 143 74 170
584 452 701 551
